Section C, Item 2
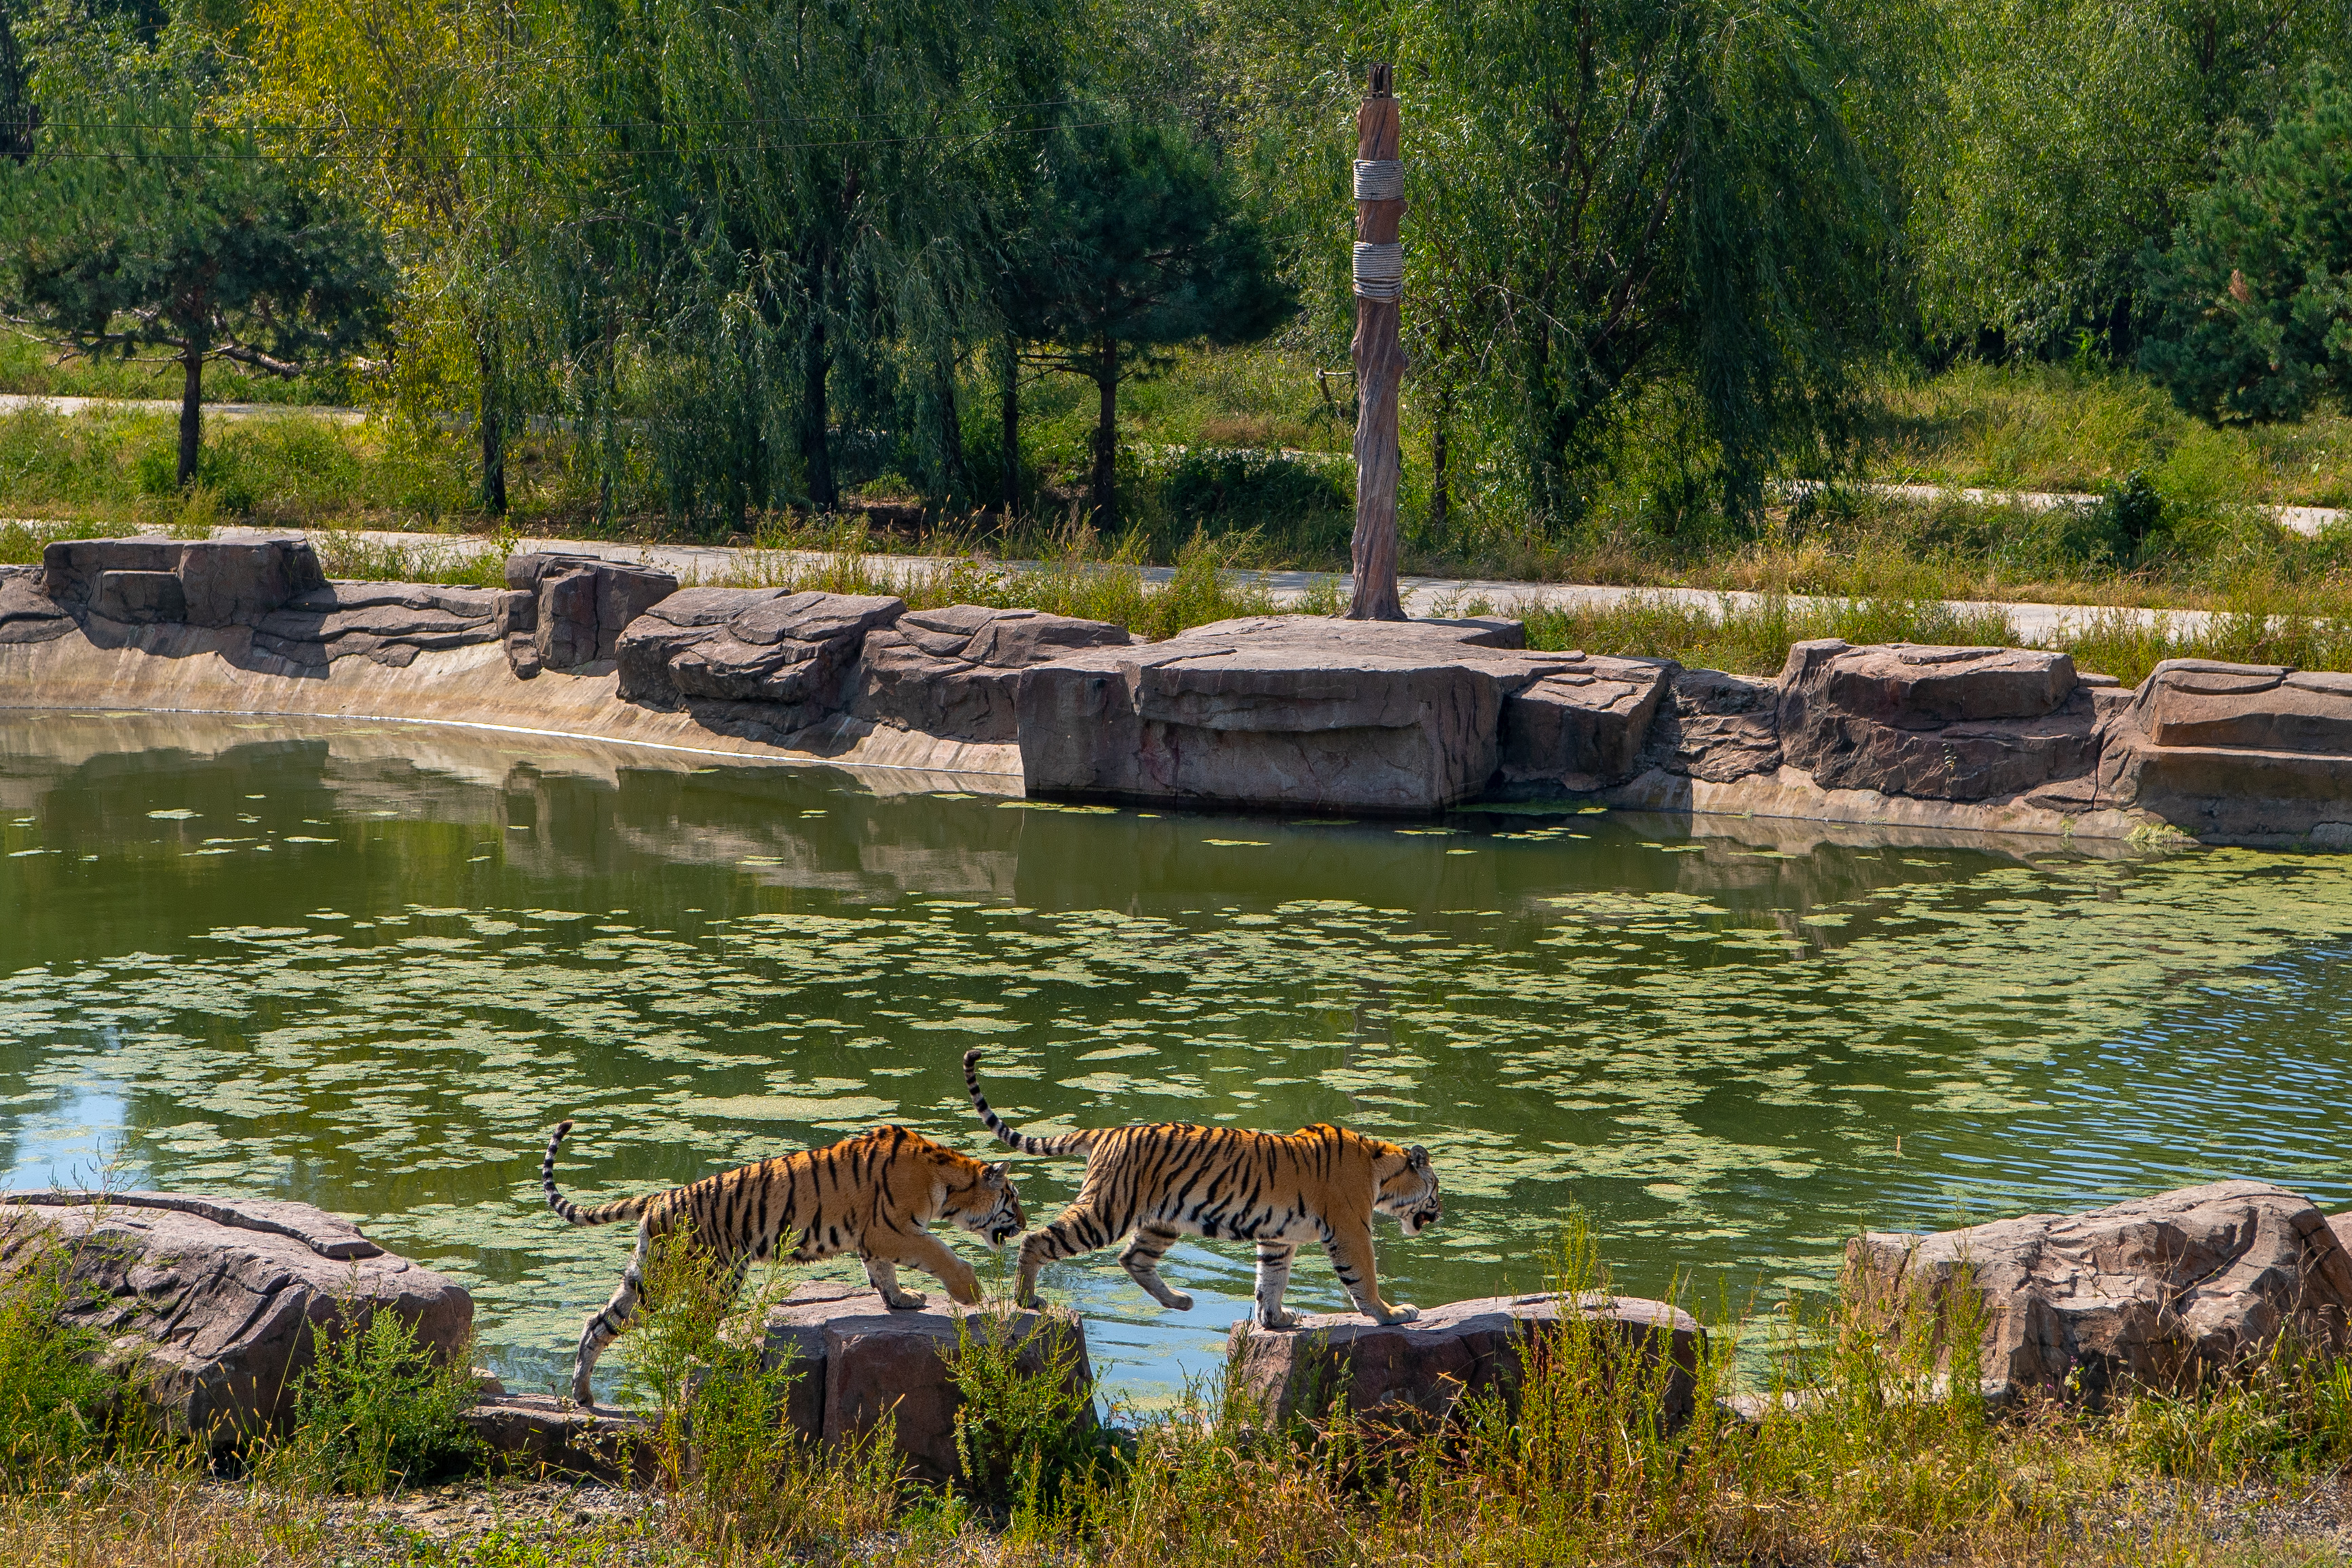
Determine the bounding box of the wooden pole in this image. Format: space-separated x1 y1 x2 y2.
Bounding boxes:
1346 62 1406 622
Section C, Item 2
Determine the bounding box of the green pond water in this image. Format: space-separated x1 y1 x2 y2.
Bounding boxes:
5 710 2352 1407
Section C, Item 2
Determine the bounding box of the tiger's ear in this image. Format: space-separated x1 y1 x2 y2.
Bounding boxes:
1407 1145 1430 1170
987 1160 1011 1182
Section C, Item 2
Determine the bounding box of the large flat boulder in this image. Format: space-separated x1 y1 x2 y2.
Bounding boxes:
462 1394 654 1484
2094 660 2352 840
1495 653 1676 791
41 537 326 628
1777 640 2096 802
506 552 678 674
1850 1181 2352 1403
854 605 1131 743
1019 617 1581 812
756 1281 1091 1484
250 581 512 670
1229 1294 1703 1431
616 589 904 739
0 1192 472 1445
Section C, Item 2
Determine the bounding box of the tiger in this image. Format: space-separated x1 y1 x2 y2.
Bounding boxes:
961 1048 1441 1329
541 1120 1025 1405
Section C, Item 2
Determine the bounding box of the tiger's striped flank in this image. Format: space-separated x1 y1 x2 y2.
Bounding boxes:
962 1048 1441 1329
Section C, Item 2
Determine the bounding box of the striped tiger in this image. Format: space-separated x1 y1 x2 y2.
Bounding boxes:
962 1048 1441 1328
542 1120 1024 1404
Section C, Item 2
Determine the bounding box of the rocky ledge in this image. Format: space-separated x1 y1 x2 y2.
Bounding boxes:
1852 1179 2352 1404
0 1191 471 1445
14 536 2352 840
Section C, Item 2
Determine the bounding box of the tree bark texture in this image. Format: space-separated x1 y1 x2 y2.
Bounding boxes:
803 317 836 510
477 343 507 518
177 340 204 489
999 337 1021 518
1091 332 1118 529
1348 71 1407 622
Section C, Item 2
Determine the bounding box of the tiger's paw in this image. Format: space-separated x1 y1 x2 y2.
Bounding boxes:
569 1378 594 1407
883 1290 928 1310
1375 1303 1418 1324
1255 1305 1299 1329
1164 1290 1195 1312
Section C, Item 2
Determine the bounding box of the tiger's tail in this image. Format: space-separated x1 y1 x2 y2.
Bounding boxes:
542 1121 658 1226
963 1050 1099 1156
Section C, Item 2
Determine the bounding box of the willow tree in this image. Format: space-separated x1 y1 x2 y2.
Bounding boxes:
1397 0 1891 526
556 0 1078 531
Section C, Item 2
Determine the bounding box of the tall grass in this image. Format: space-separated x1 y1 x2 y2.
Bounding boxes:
1515 592 2023 676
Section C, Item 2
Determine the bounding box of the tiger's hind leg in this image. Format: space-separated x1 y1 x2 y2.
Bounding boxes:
1251 1241 1300 1328
1116 1224 1193 1312
571 1227 653 1405
1015 1203 1118 1307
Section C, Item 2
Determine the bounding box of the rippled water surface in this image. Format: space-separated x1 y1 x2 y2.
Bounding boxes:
5 711 2351 1403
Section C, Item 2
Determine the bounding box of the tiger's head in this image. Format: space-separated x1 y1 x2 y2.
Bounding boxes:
1373 1142 1443 1236
945 1158 1026 1248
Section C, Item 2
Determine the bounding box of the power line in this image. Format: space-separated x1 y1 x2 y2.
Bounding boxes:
19 117 1121 162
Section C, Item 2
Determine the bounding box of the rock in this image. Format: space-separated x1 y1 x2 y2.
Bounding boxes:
461 1394 654 1484
1229 1294 1704 1431
1019 617 1583 812
1777 640 2096 802
0 567 76 645
250 582 510 670
94 571 186 624
41 537 326 628
1639 667 1785 784
757 1281 1093 1484
2094 660 2352 840
1848 1180 2352 1403
616 589 905 735
853 605 1132 743
506 552 678 672
0 1192 472 1444
1496 655 1676 791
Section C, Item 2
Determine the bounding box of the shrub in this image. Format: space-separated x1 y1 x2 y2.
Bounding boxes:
0 1217 148 1486
267 1295 482 1495
943 1306 1105 1517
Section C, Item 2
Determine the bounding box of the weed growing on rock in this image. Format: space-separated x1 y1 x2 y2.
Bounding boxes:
943 1305 1107 1523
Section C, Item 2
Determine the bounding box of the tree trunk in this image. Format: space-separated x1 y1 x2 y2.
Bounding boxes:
477 343 507 518
933 354 969 508
1347 65 1407 622
998 335 1021 518
1090 333 1118 531
176 339 203 489
803 317 836 510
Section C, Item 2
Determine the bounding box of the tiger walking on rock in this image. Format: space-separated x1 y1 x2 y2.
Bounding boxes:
961 1048 1441 1328
542 1120 1025 1405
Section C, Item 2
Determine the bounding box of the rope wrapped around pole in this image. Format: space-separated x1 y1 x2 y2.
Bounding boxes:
1351 159 1405 202
1352 242 1404 301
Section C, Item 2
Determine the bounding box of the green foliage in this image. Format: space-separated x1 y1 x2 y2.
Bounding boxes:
0 1219 147 1487
1011 117 1296 525
0 16 392 485
613 1221 900 1548
1516 592 2022 676
267 1298 482 1495
1885 0 2352 360
1150 448 1350 562
943 1307 1105 1516
2142 69 2352 421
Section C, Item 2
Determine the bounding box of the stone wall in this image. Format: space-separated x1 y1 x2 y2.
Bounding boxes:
11 537 2352 841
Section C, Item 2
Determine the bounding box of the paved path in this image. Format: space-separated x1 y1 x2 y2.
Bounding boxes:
1800 479 2347 539
0 394 366 425
194 524 2229 645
